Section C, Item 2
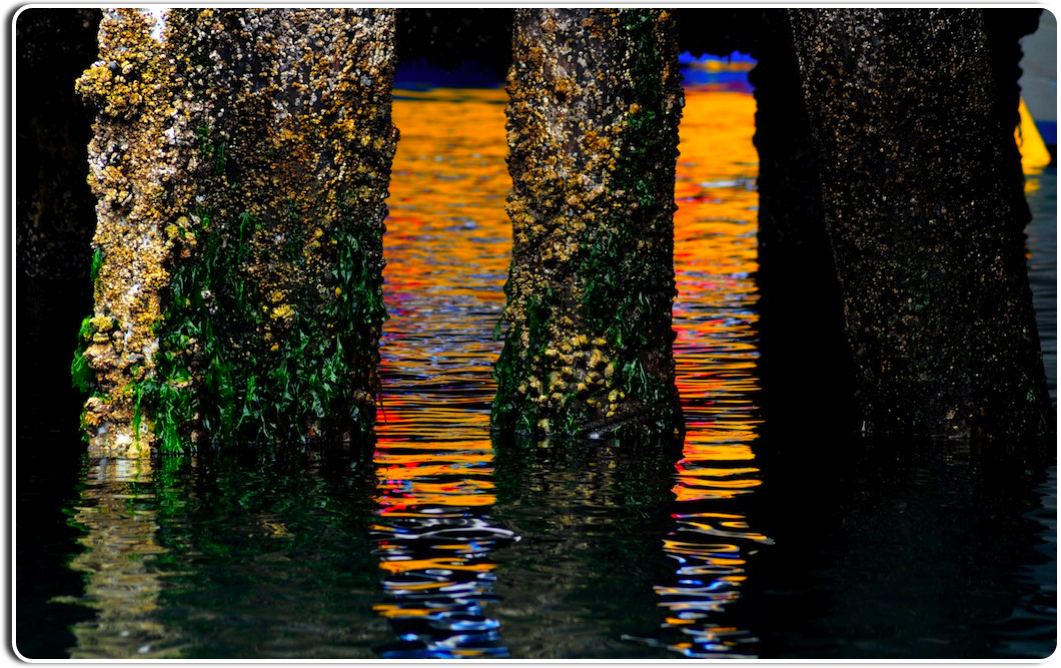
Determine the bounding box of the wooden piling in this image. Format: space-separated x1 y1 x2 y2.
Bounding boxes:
493 9 684 438
788 9 1050 439
76 9 398 454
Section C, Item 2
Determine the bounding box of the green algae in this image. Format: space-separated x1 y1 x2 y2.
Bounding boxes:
493 9 683 440
89 247 104 285
75 9 397 455
138 190 388 452
70 316 95 394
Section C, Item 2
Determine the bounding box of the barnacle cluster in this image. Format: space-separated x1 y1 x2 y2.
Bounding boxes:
493 9 684 438
74 9 184 455
75 9 397 455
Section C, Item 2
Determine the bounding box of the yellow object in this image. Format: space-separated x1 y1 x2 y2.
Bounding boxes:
1016 97 1052 173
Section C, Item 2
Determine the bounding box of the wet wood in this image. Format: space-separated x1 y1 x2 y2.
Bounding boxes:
76 9 398 455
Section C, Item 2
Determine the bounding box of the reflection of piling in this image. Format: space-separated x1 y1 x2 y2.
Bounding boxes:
493 9 684 438
76 9 398 454
66 458 179 658
788 9 1050 439
490 434 680 657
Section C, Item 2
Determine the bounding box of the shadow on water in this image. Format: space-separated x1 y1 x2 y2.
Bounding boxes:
744 434 1056 659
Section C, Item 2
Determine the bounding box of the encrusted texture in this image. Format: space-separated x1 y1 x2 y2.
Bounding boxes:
75 9 184 455
75 9 398 454
493 9 683 438
788 9 1050 439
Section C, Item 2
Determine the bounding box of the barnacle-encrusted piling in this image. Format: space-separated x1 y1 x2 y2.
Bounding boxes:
76 9 398 455
493 9 684 438
788 9 1050 439
75 9 183 456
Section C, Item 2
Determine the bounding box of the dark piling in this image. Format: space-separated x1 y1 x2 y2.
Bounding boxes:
747 12 856 440
15 8 101 439
787 9 1050 439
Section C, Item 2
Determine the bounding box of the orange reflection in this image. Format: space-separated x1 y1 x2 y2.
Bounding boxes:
376 88 509 517
639 88 772 658
369 88 515 659
378 558 497 574
374 84 768 659
672 90 762 505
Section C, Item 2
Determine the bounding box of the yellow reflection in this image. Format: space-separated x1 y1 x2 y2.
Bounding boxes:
1018 98 1052 174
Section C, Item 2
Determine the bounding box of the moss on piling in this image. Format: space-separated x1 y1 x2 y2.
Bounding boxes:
73 9 182 456
493 9 683 439
75 9 398 455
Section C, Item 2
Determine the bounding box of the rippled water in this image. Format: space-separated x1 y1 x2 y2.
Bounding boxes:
373 89 513 658
373 87 771 659
16 85 1056 660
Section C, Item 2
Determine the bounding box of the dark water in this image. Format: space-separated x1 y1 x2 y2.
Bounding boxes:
1029 169 1058 401
15 87 1056 659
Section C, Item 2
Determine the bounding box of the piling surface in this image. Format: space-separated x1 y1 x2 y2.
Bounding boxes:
493 9 684 438
75 9 184 455
789 9 1050 439
76 9 398 454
